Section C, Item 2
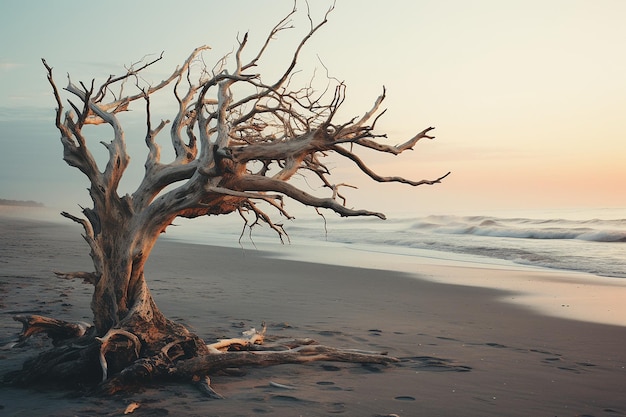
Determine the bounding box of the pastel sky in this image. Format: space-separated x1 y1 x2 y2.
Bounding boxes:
1 0 624 217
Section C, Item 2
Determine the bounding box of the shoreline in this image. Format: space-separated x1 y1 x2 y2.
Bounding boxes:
162 232 626 328
1 214 626 415
5 204 626 328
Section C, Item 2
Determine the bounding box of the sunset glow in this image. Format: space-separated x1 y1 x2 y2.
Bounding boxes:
1 0 624 215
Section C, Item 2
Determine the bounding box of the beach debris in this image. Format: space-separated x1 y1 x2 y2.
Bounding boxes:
123 402 140 414
207 322 267 352
269 381 297 390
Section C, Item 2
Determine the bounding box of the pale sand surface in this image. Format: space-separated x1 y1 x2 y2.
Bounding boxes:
1 211 626 416
257 240 626 327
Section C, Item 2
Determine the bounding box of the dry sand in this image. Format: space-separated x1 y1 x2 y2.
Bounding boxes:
1 210 626 416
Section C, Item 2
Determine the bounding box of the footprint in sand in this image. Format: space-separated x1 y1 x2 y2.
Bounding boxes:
270 394 315 405
316 381 342 391
318 330 343 337
485 342 507 348
394 395 416 401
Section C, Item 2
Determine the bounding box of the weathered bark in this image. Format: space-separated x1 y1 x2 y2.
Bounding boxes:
5 4 449 394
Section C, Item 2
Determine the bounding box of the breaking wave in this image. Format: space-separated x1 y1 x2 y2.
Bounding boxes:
168 209 626 279
410 215 626 243
288 211 626 278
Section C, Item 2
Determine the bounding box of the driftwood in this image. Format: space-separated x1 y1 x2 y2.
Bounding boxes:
7 315 397 397
4 3 446 394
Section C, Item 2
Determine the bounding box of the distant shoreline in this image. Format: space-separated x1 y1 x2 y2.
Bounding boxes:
0 199 44 207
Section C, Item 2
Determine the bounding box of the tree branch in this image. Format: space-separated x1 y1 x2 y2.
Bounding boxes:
352 127 436 155
44 3 447 249
177 344 397 376
54 271 99 285
237 174 386 219
332 145 451 186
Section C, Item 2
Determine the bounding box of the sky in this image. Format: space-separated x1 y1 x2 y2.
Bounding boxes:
1 0 625 217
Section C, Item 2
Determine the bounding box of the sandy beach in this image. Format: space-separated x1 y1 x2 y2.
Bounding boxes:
1 210 626 416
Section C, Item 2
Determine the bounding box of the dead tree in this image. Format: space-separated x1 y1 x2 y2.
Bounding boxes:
5 4 449 395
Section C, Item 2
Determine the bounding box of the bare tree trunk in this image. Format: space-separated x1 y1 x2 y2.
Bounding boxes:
6 211 210 387
90 218 159 336
88 208 212 365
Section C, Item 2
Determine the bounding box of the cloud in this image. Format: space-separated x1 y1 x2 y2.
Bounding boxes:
0 61 22 72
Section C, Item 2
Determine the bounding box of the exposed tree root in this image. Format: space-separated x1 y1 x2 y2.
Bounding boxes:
14 315 92 346
194 375 225 399
96 329 142 382
4 314 398 398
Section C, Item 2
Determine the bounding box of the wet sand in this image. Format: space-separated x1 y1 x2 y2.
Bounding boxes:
1 211 625 416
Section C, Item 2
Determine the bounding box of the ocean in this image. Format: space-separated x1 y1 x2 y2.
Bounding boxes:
163 207 626 280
